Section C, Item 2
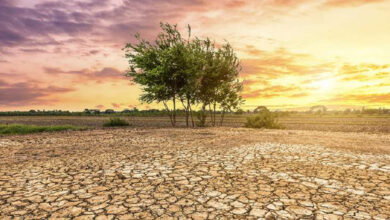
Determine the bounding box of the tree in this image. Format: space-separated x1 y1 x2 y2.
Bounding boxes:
254 106 269 113
124 23 243 127
194 39 243 126
124 23 187 126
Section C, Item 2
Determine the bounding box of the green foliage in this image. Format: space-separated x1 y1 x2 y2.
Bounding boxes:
103 117 130 127
245 111 282 129
0 124 86 135
124 22 244 127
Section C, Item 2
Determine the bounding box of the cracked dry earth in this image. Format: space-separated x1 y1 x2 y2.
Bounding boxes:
0 128 389 219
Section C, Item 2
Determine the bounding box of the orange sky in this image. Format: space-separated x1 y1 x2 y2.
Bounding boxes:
0 0 389 111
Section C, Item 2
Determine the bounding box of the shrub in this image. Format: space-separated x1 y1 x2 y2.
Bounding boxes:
103 117 130 127
245 111 282 129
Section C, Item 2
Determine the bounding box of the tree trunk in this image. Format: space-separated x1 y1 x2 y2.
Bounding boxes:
213 102 217 126
220 110 225 126
186 98 190 127
180 97 189 127
208 104 214 126
163 101 174 127
172 96 176 127
189 104 195 127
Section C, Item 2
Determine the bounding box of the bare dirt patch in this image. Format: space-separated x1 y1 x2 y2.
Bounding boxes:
0 128 389 219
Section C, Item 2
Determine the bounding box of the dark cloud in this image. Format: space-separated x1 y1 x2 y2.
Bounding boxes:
44 67 89 75
0 0 14 6
92 67 123 78
0 0 209 50
0 1 95 48
19 48 48 53
1 0 386 49
0 29 28 47
43 66 124 80
0 81 74 106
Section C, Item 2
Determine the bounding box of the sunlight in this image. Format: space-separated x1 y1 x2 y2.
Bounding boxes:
312 78 335 93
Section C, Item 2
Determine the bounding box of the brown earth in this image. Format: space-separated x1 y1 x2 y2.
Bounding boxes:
0 128 389 219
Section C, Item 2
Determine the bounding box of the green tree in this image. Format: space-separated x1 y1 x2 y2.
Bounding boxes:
124 23 243 127
195 40 243 126
124 23 187 126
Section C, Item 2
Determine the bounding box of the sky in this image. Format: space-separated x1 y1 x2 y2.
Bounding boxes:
0 0 389 111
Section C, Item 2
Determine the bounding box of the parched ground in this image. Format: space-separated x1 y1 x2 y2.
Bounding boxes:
0 128 389 219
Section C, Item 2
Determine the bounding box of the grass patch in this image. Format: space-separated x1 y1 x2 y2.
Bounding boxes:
0 124 87 135
103 117 130 127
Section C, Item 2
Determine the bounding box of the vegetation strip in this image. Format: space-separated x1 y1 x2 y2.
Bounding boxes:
0 124 87 135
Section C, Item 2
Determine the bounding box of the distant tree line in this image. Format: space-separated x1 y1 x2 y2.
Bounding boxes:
0 107 388 117
0 109 172 117
124 23 243 127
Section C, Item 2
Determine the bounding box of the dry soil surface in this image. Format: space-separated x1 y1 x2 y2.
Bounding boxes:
0 128 389 219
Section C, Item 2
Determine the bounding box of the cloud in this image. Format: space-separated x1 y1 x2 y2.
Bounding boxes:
329 93 390 104
95 104 105 109
265 0 311 7
338 63 389 81
0 0 15 6
242 78 270 86
19 48 48 53
322 0 385 8
244 45 266 56
339 63 389 75
44 66 124 80
242 85 301 99
0 0 212 50
112 103 121 108
93 67 123 78
288 92 308 98
0 81 74 106
240 48 334 78
0 80 8 86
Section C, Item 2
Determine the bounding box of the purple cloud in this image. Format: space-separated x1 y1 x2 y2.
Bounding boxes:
43 66 124 80
0 81 74 106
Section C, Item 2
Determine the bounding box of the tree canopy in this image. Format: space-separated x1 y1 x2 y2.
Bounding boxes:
124 23 243 127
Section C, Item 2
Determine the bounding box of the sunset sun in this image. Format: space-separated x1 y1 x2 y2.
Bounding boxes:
316 78 335 92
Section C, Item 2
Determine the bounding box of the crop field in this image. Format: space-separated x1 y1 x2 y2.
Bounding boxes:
0 115 389 132
0 116 389 219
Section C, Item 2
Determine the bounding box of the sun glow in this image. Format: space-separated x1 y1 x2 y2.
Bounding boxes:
311 78 336 93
